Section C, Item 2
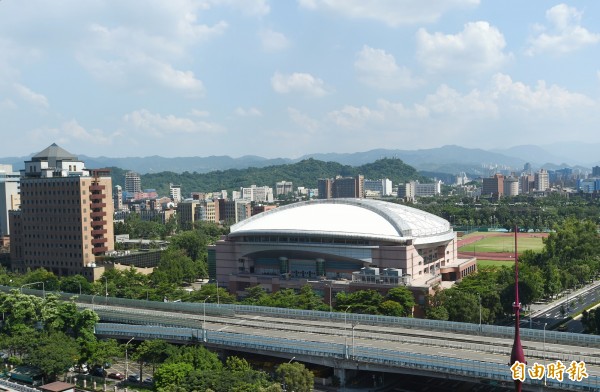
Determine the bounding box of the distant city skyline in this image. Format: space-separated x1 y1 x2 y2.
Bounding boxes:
1 1 600 158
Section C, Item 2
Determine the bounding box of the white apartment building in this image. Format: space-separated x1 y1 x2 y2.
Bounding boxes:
275 181 293 196
241 185 274 203
535 169 549 191
169 183 182 203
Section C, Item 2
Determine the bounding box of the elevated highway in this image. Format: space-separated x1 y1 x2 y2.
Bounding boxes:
4 287 600 391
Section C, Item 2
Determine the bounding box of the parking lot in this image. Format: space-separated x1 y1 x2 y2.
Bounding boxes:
66 359 154 391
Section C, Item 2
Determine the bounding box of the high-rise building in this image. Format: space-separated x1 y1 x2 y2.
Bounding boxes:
241 185 273 203
364 178 393 196
328 175 364 198
535 169 549 191
398 181 442 201
482 174 504 198
169 183 182 203
519 174 534 194
592 166 600 177
503 177 519 196
275 181 293 197
9 143 114 280
125 171 141 194
0 164 20 238
317 178 333 199
113 185 123 211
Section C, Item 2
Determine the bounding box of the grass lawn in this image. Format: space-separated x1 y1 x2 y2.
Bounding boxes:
459 234 544 253
477 259 514 268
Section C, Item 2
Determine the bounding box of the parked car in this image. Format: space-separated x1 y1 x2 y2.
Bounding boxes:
107 372 125 380
91 367 107 377
143 377 153 385
127 374 141 383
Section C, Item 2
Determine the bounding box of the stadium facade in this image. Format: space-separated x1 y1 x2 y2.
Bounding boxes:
210 199 476 309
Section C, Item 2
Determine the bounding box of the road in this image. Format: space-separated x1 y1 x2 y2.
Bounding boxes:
521 281 600 332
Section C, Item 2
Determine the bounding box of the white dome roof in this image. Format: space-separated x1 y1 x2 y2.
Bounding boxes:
230 199 454 245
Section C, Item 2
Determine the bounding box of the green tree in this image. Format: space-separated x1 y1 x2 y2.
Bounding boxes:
132 339 177 379
166 345 222 371
28 331 80 381
379 300 405 317
385 287 415 317
275 362 313 392
84 339 122 369
335 290 383 315
154 362 194 390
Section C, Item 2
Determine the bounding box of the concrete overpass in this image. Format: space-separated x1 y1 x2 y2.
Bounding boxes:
4 287 600 391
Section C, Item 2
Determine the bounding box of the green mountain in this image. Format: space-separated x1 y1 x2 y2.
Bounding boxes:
111 158 427 197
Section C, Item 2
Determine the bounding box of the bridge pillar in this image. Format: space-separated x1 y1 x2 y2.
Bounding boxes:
334 368 346 386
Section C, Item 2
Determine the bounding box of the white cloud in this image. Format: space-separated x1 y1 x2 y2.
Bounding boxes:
13 83 49 108
235 107 262 116
327 74 600 148
189 109 211 117
288 107 320 132
28 119 113 146
416 21 511 75
490 73 594 112
259 29 290 52
123 109 225 136
271 72 330 96
354 45 421 90
298 0 479 27
527 4 600 56
0 99 18 111
206 0 270 16
75 4 228 95
328 105 384 129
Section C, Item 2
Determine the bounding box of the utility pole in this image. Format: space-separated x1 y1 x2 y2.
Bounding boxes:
510 226 525 392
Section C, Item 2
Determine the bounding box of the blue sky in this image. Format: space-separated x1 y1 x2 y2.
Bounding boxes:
1 1 600 158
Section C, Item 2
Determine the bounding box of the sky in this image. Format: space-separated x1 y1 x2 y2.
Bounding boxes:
1 0 600 159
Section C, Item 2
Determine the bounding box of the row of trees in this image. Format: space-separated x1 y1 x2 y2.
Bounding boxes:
412 193 600 231
0 289 314 391
140 342 313 392
0 290 123 381
425 218 600 325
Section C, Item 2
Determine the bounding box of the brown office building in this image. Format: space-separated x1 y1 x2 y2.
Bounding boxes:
9 144 114 281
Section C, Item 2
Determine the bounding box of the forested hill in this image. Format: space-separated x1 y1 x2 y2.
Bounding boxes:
109 158 428 196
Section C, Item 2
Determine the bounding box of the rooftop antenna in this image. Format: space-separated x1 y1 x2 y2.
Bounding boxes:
510 225 525 391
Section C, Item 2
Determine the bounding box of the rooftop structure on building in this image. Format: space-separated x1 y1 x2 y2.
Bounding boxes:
210 198 476 310
9 143 114 281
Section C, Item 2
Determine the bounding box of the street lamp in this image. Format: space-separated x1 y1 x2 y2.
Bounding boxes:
351 322 358 359
203 296 211 342
543 323 547 386
216 281 220 306
102 276 108 304
125 337 134 378
287 357 295 364
477 293 482 331
324 283 333 313
343 305 351 359
20 281 45 298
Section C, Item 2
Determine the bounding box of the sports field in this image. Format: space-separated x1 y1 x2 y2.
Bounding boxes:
476 259 514 268
458 232 546 254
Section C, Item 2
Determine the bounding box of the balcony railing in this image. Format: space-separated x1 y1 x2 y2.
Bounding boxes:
93 246 108 253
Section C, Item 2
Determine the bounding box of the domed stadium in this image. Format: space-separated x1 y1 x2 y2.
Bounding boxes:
210 199 476 306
